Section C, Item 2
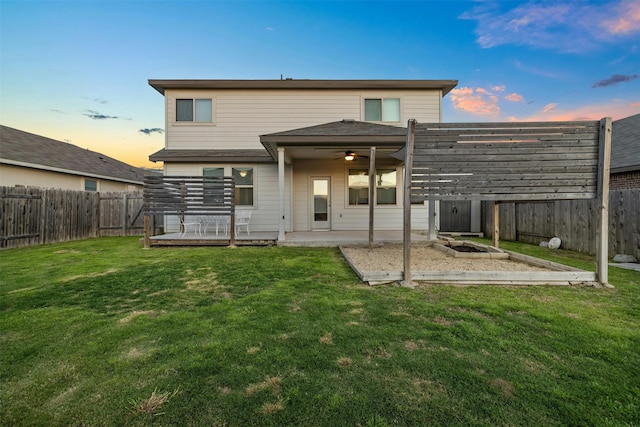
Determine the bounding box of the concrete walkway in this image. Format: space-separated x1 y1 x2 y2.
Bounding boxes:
609 263 640 273
279 230 435 247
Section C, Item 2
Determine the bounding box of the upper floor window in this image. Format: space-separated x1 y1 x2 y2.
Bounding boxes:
176 98 212 122
364 98 400 122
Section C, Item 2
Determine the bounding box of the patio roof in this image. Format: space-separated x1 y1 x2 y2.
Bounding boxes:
149 148 274 163
260 120 407 160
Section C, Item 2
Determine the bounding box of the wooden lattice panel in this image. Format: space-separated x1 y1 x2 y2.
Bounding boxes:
411 121 601 201
143 176 235 215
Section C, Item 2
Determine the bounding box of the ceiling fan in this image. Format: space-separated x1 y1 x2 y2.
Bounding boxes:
314 148 370 161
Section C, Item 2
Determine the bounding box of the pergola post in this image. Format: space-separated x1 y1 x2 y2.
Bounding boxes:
596 117 612 286
143 214 150 249
368 146 376 251
402 119 416 287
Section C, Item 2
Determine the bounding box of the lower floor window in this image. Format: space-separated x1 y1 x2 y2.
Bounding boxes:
203 166 255 207
348 168 397 205
84 179 97 192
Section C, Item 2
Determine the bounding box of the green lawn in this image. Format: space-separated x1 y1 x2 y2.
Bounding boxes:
1 237 638 426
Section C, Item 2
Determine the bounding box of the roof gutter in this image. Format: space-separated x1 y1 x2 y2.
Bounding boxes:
148 79 458 96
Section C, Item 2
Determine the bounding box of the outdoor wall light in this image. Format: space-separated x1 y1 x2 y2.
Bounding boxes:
344 151 356 161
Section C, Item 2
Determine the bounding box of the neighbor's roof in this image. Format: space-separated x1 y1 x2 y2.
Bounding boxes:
0 125 150 184
149 148 274 163
611 113 640 173
148 79 458 96
260 120 407 160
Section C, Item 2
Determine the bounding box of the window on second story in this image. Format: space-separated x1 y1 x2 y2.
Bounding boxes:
364 98 400 122
176 98 212 122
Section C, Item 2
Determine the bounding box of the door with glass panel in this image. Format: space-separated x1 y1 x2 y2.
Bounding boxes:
311 178 330 230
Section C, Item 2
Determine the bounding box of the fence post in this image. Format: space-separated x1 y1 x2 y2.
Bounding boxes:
39 191 47 245
492 201 500 248
122 193 128 235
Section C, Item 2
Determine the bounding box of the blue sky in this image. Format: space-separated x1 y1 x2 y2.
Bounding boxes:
1 0 638 168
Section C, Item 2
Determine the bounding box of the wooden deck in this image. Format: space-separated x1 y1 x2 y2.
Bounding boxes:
149 231 278 246
147 230 435 247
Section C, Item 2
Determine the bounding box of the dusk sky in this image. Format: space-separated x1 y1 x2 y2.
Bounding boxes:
1 0 639 168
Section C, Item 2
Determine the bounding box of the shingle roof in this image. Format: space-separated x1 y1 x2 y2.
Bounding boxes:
261 120 408 139
611 113 640 173
0 125 150 184
259 120 407 160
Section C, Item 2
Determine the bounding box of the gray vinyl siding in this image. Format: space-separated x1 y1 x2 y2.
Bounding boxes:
163 162 292 233
292 159 431 232
164 89 442 150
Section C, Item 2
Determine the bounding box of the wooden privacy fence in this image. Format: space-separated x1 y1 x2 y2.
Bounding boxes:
0 187 158 248
143 175 235 247
404 118 611 285
481 188 640 261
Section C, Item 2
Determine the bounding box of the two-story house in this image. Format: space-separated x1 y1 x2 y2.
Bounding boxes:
148 79 458 239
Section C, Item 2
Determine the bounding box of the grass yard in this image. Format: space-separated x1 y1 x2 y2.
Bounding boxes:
1 237 638 426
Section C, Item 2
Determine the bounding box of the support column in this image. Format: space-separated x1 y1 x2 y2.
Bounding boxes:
368 146 376 251
596 117 612 286
278 147 286 241
402 119 416 287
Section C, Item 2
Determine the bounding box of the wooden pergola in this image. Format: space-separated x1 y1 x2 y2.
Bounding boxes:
402 118 612 286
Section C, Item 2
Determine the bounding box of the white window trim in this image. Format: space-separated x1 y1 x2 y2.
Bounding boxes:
202 165 257 208
83 177 98 192
345 167 399 208
172 96 216 126
361 96 403 123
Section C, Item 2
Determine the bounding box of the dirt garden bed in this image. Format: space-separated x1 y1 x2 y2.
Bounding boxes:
340 241 597 286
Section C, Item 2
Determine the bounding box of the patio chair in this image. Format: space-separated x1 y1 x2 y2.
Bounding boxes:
180 217 202 237
235 210 252 235
201 215 229 236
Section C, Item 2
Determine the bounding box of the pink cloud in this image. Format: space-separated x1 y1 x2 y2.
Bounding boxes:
542 103 557 113
601 0 640 35
514 100 639 121
463 0 640 53
505 93 524 102
449 87 500 117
